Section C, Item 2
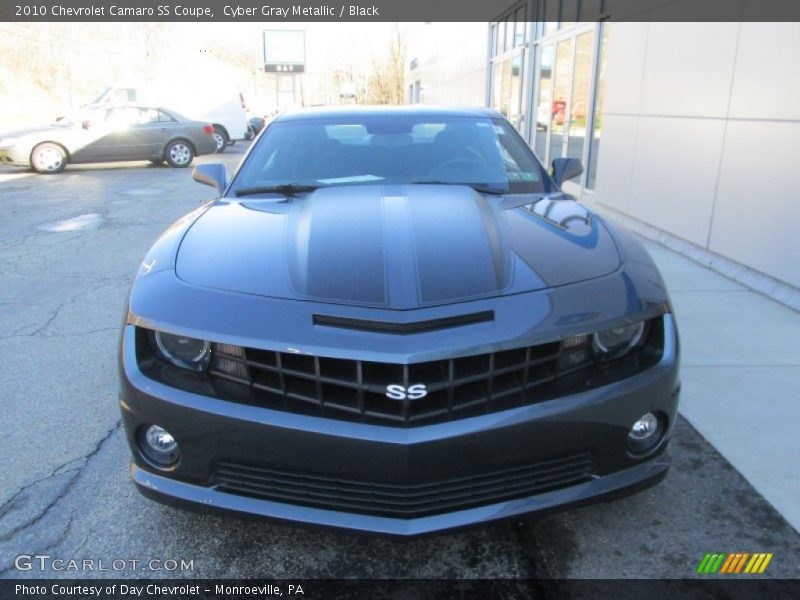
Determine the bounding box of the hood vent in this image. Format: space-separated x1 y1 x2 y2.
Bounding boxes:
312 311 494 334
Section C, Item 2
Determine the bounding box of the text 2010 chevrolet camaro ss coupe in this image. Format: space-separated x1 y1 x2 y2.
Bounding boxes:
119 106 680 536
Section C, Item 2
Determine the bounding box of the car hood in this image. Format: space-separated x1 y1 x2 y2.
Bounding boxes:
175 185 621 309
0 125 72 142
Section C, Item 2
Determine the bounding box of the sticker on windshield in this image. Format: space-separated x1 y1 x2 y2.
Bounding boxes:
508 172 540 181
317 175 385 184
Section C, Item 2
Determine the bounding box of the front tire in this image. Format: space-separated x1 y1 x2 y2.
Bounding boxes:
212 125 229 153
31 143 67 174
164 140 194 168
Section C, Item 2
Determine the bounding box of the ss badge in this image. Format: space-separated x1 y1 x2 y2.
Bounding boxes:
385 384 428 400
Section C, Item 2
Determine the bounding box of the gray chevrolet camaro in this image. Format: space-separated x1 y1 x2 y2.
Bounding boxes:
0 104 217 173
119 106 680 536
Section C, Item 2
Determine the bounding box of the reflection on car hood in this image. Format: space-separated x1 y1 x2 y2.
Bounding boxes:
0 125 62 140
176 184 621 309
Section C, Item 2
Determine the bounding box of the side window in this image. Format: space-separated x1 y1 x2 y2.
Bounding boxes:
104 107 141 128
158 110 176 123
141 108 161 124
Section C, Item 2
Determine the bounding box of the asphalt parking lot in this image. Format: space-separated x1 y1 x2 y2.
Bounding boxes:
1 144 799 580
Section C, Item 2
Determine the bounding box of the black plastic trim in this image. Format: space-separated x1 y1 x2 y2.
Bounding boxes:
312 311 494 334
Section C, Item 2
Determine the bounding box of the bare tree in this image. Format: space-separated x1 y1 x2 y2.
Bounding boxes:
365 25 406 105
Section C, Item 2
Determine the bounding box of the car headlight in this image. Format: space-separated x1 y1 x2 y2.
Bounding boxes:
592 321 646 360
152 331 211 372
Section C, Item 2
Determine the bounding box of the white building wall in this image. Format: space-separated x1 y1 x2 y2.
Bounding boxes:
594 22 800 289
406 23 488 106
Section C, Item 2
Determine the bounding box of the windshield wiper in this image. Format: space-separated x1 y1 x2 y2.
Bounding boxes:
235 184 319 197
410 181 507 195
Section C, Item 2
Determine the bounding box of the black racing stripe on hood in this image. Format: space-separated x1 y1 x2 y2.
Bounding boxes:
286 188 387 305
407 186 512 305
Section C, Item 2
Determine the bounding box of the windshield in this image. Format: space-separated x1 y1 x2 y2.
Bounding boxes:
230 115 555 195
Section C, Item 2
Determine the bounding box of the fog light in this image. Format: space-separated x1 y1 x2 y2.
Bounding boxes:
630 413 658 439
627 412 663 454
139 425 180 467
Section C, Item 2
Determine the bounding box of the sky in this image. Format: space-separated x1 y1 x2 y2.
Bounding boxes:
0 22 413 128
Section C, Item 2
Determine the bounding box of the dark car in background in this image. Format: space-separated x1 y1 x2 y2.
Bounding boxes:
248 115 266 137
119 106 680 536
0 104 217 173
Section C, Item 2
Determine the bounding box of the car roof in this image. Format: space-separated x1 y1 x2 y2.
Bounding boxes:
82 103 195 120
84 102 175 113
273 104 505 122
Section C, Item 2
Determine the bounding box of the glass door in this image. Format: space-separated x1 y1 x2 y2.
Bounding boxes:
488 8 531 134
530 24 602 191
508 54 523 129
533 44 554 159
566 31 595 162
547 38 572 163
491 50 525 131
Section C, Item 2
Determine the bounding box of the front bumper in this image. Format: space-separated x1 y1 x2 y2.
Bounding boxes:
132 457 669 536
120 316 680 536
0 144 30 166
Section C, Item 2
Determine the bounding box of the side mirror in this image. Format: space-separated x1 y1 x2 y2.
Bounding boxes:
192 163 227 194
550 157 583 188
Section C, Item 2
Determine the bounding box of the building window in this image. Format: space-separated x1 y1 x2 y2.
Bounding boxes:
548 38 571 161
566 30 594 162
489 3 528 131
534 0 608 39
528 20 608 192
409 80 421 104
494 21 506 56
514 8 526 46
587 23 608 189
533 45 555 159
490 3 527 58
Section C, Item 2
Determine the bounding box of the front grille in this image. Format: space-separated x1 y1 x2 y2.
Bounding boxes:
137 316 664 427
210 339 565 426
203 316 663 426
212 452 595 518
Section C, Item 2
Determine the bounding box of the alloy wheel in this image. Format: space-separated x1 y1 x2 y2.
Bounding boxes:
169 143 191 166
36 147 63 171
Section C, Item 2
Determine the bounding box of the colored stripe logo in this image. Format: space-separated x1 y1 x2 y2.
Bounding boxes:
696 552 773 574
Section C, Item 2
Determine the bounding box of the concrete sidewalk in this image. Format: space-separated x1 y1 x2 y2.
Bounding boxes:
641 238 800 533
